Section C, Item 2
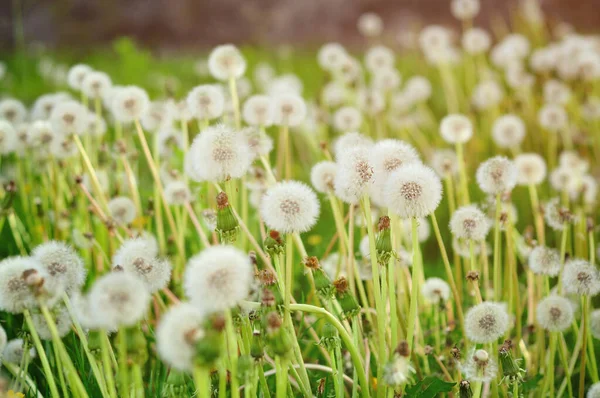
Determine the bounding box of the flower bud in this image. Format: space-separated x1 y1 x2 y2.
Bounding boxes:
216 192 239 243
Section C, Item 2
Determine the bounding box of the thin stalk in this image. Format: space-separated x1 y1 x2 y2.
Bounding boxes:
194 366 211 397
406 217 421 352
100 330 119 398
492 193 502 301
118 330 130 398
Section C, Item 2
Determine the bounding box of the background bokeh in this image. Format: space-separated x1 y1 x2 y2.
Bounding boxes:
1 0 599 51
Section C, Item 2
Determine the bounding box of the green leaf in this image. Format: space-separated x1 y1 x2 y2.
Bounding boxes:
406 376 456 397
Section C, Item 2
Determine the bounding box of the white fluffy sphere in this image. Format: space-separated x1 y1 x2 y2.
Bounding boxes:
260 181 320 233
384 163 442 218
208 44 246 81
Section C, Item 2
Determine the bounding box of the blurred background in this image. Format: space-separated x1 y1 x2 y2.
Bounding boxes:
1 0 599 51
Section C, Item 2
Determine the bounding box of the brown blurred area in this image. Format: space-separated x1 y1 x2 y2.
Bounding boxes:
1 0 600 51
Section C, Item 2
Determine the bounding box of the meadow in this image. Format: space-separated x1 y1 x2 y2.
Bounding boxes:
0 1 600 397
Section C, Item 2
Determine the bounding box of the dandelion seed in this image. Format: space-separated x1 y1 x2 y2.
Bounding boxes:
112 237 171 293
383 354 414 387
186 84 225 121
184 246 253 313
365 45 395 73
107 196 137 225
32 241 86 294
544 197 571 230
242 95 274 126
451 0 480 20
440 114 473 144
31 305 73 340
539 104 568 132
0 257 53 313
404 76 432 103
208 44 246 81
384 163 442 219
271 93 307 127
49 100 88 136
492 115 525 149
67 64 93 91
110 86 150 123
164 180 192 205
81 71 112 99
260 181 320 234
472 80 504 111
335 147 375 204
310 161 338 194
589 382 600 398
528 246 561 276
514 154 547 186
536 295 574 332
476 156 517 195
562 259 600 296
465 302 510 343
430 149 459 177
317 43 348 71
333 132 373 160
450 205 490 241
591 309 600 339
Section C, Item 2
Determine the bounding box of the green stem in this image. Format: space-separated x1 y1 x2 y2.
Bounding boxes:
118 330 130 398
194 366 211 397
493 193 502 301
406 217 421 352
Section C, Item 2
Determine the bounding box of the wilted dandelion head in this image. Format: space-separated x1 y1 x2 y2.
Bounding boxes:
462 28 491 55
539 104 568 131
0 120 17 155
311 161 338 194
451 0 480 20
107 196 137 226
3 339 36 364
562 259 600 296
208 44 246 81
440 114 473 144
32 241 86 294
357 12 383 38
384 163 442 219
49 100 88 135
492 114 525 149
450 205 490 241
81 70 112 99
0 256 50 313
67 64 93 90
186 84 225 121
422 277 450 304
365 45 395 72
187 124 252 182
333 106 363 133
88 271 151 328
334 147 375 204
430 149 458 177
476 156 517 195
112 236 171 293
333 132 373 160
536 295 574 332
514 153 547 186
461 349 498 383
110 86 150 123
317 43 348 71
242 95 274 127
528 246 561 276
164 180 192 205
465 302 510 343
184 246 253 313
156 303 205 372
260 181 320 234
271 93 307 127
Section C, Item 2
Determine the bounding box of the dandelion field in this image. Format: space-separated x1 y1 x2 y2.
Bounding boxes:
2 1 600 397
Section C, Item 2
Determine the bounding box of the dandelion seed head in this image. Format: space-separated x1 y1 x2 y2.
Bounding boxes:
50 135 78 159
260 181 320 233
184 246 253 313
157 303 205 372
492 114 525 149
164 180 192 205
422 277 451 304
543 79 571 105
472 80 504 111
242 95 274 126
208 44 246 81
107 196 137 226
440 114 473 144
32 241 86 294
311 161 338 194
461 348 498 383
186 84 225 121
271 93 307 127
49 100 88 135
539 104 568 132
0 256 51 313
462 28 491 55
451 0 480 20
81 71 112 99
430 149 458 177
3 339 36 364
357 12 383 38
317 43 348 71
113 237 171 293
0 120 17 155
514 153 547 186
333 106 363 133
404 76 432 103
383 355 414 387
559 151 589 173
67 64 93 91
32 305 72 340
384 163 442 219
110 86 150 123
562 259 600 296
528 246 561 276
419 25 452 53
591 310 600 340
365 45 395 72
536 295 574 332
333 132 373 160
544 197 570 231
242 127 273 158
335 147 375 204
357 89 385 115
589 382 600 398
465 302 510 343
450 205 490 241
476 156 518 195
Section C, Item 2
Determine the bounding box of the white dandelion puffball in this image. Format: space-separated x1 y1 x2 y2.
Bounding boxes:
157 128 184 158
0 120 17 155
404 76 432 103
242 127 273 158
335 147 375 204
472 80 504 111
141 101 175 132
333 106 363 133
164 180 192 205
3 339 36 364
311 161 338 194
271 93 307 127
450 205 490 241
260 181 320 234
184 246 253 313
0 256 49 313
186 84 225 121
559 150 589 173
514 154 547 186
67 64 93 90
0 98 27 125
49 100 88 135
81 70 112 99
544 197 568 231
440 114 473 144
32 241 86 294
187 124 253 182
365 45 395 72
317 43 348 71
589 382 600 398
112 237 171 293
384 163 442 219
562 259 600 296
157 303 205 372
476 156 518 195
50 135 78 159
451 0 480 20
32 305 73 340
492 115 526 149
536 295 574 332
465 302 510 343
28 121 57 150
208 44 246 81
461 349 498 383
591 310 600 340
243 95 274 126
383 355 415 387
88 271 151 328
333 132 373 160
321 82 347 107
422 277 451 304
430 149 458 177
357 89 385 115
544 79 571 105
528 246 561 276
462 28 491 55
357 12 383 38
539 104 568 132
107 196 137 225
110 86 150 123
